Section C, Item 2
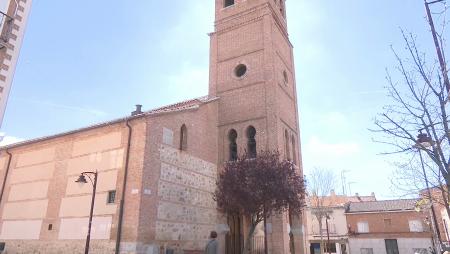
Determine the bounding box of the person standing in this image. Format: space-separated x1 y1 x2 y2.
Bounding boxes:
205 231 218 254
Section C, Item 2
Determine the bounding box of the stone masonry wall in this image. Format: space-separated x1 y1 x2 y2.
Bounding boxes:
155 145 217 252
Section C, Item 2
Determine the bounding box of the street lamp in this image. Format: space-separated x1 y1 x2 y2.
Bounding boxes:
75 171 98 254
425 217 438 254
416 133 435 148
325 214 331 254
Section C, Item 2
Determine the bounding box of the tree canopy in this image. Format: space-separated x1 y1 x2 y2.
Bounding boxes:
215 151 305 228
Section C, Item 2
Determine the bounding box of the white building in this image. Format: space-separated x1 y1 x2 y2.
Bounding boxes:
305 205 350 254
304 192 376 254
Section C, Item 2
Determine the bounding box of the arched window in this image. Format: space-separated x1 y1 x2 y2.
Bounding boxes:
224 0 234 7
228 129 238 161
180 124 188 151
247 126 257 158
291 134 297 165
285 130 290 160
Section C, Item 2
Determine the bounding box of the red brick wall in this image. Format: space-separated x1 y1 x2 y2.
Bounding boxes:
346 211 432 239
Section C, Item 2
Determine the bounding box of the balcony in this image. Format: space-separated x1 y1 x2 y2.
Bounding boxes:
0 10 14 49
312 224 337 235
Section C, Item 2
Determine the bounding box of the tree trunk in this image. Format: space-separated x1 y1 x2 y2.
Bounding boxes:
318 220 324 254
264 207 268 254
242 222 257 254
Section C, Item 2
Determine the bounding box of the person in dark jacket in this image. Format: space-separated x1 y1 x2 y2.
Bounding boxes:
205 231 218 254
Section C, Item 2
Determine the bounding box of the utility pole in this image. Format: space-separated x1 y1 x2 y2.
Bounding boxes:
424 0 450 93
341 170 349 196
418 150 443 252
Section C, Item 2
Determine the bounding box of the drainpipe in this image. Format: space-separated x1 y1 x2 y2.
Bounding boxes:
115 119 133 254
0 149 12 207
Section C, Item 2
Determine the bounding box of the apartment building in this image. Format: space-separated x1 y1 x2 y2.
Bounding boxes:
305 192 376 254
346 199 432 254
0 0 32 126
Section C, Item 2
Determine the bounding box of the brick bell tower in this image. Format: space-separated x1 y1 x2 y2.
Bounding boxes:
209 0 304 253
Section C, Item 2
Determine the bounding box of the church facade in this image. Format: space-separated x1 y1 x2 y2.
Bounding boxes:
0 0 304 253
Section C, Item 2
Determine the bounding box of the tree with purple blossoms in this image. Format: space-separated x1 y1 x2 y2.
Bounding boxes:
214 151 306 254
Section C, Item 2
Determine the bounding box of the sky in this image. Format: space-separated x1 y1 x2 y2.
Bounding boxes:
1 0 448 200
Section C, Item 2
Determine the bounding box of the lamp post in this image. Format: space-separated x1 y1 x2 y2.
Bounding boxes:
415 133 443 252
425 217 438 254
75 171 98 254
325 214 331 254
424 0 450 94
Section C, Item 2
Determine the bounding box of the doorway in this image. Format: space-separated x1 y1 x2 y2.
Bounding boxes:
340 244 347 254
226 214 243 254
385 239 399 254
310 243 321 254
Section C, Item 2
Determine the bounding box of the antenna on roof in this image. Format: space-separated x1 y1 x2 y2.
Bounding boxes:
348 182 356 196
341 170 350 195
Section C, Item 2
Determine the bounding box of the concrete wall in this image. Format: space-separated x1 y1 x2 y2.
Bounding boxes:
306 207 348 237
305 207 349 254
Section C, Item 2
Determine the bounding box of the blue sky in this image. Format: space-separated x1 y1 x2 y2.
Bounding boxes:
1 1 448 199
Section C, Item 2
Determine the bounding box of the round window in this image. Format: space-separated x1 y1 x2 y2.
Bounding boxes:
234 64 247 78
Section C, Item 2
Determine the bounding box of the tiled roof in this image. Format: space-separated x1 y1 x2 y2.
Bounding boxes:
146 95 217 115
345 199 418 213
306 194 376 207
2 95 219 149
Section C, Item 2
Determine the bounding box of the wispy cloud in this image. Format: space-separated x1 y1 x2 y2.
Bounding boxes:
306 136 360 158
0 135 24 146
166 62 209 99
323 111 348 126
160 1 213 60
353 90 386 95
12 98 108 117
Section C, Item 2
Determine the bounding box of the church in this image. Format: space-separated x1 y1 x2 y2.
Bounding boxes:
0 0 304 253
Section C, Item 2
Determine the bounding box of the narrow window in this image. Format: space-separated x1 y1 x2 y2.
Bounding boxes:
224 0 234 7
360 249 374 254
357 221 369 233
324 243 336 253
409 220 423 232
285 130 290 160
180 124 188 151
48 224 53 230
107 190 116 204
413 249 428 254
229 129 238 161
283 70 289 85
291 134 297 165
247 126 257 158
